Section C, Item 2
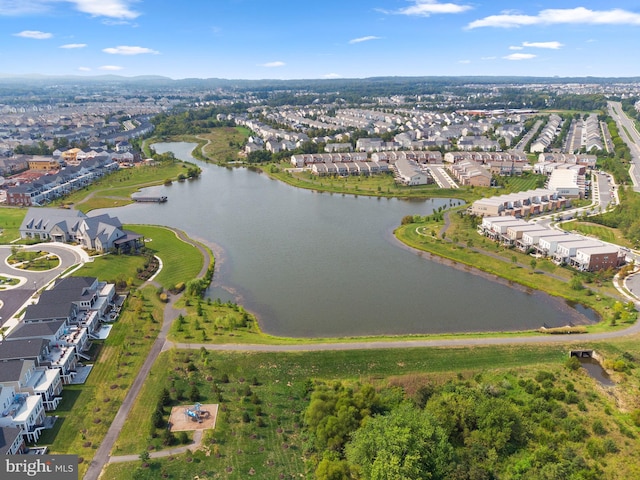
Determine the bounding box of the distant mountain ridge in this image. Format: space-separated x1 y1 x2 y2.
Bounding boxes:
0 73 639 88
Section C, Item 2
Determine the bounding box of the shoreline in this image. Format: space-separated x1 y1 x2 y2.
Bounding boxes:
151 141 628 339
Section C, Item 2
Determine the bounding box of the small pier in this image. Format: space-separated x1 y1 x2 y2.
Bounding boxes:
132 195 167 203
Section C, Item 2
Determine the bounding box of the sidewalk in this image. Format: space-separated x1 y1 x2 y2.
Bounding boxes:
108 430 204 463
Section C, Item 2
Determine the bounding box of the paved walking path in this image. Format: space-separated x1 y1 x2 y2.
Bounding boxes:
108 431 203 464
84 229 209 480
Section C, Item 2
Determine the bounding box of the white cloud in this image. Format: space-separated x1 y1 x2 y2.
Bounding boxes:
60 43 87 49
0 1 51 15
349 36 381 44
481 56 497 60
103 46 159 55
384 0 472 17
503 53 537 61
467 7 640 29
323 73 342 79
14 30 52 39
259 61 285 68
99 65 123 71
458 59 471 64
78 66 91 71
522 41 563 49
67 0 139 19
0 0 139 19
509 46 524 50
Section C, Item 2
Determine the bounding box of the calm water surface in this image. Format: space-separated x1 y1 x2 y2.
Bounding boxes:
96 142 594 337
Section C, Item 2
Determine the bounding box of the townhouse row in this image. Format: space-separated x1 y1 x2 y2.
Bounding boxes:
6 156 119 207
0 276 121 449
478 216 626 271
469 189 569 217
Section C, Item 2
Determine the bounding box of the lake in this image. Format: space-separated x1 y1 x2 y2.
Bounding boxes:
96 142 594 337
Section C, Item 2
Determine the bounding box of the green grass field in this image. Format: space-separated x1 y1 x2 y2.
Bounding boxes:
73 253 148 287
7 249 60 270
197 127 251 163
54 160 191 213
0 208 28 244
70 225 205 290
269 166 479 201
127 225 205 290
107 344 567 476
561 220 634 248
500 174 545 192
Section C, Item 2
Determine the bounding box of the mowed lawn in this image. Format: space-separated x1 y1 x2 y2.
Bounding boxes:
72 224 204 290
57 161 190 213
73 254 148 287
0 207 28 243
561 220 634 248
502 175 544 192
127 224 206 289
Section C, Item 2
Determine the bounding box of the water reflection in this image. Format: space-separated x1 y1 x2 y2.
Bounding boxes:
96 142 600 337
579 357 614 386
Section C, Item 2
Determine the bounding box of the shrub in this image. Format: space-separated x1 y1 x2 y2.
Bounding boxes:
565 356 581 371
535 371 556 383
592 419 607 436
159 293 169 303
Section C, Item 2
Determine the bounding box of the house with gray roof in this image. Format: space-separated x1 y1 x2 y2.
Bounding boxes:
0 359 62 411
0 426 25 454
19 207 142 253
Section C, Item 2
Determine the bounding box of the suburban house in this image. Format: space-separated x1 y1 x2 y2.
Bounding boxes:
447 160 491 187
469 189 567 217
0 273 121 448
571 245 626 272
27 156 62 172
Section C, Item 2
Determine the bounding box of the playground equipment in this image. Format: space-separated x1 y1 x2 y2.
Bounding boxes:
184 403 210 423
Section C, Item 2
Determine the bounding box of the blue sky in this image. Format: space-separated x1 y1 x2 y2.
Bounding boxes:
1 0 640 79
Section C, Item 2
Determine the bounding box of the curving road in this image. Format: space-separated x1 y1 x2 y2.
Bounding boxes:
0 243 89 329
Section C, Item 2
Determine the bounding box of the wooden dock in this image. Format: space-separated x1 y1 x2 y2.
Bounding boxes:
132 196 168 203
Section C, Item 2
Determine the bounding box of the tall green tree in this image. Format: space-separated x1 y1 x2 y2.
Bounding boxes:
345 403 454 480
